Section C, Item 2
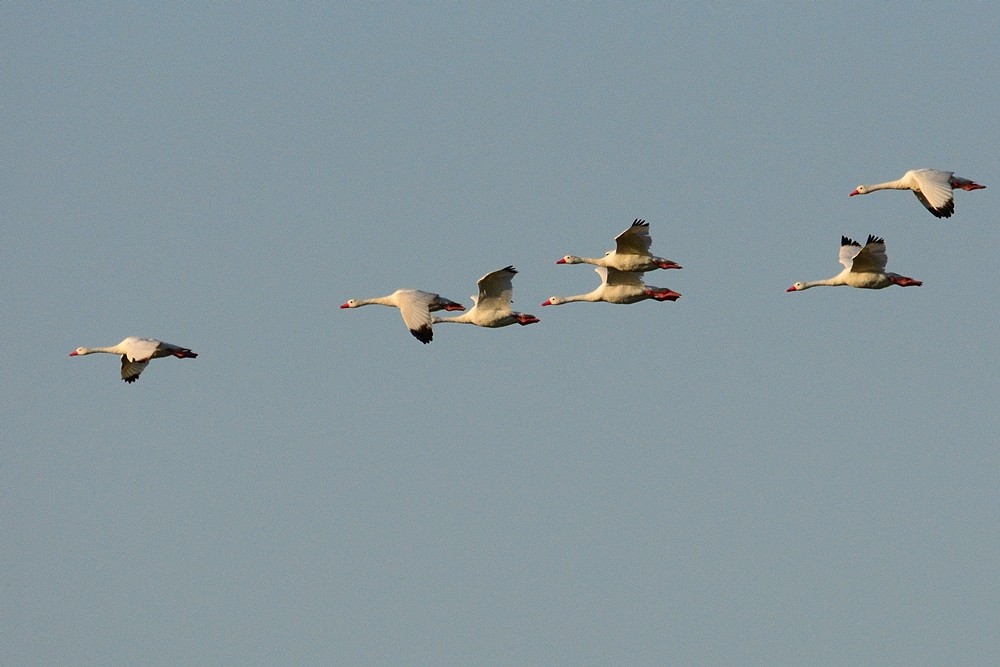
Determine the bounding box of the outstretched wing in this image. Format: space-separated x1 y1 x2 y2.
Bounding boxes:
121 355 149 383
396 290 437 344
838 236 864 270
849 235 888 274
476 266 517 309
910 169 955 218
613 219 653 256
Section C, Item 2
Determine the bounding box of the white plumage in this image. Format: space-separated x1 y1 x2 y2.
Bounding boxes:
786 235 923 292
850 168 985 218
542 266 681 306
69 337 198 383
557 219 681 272
340 289 464 344
432 266 539 329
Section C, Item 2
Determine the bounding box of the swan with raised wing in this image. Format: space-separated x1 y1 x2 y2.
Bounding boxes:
786 235 922 292
432 266 539 328
557 219 681 271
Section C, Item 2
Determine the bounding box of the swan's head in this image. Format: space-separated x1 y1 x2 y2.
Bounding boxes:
556 255 580 265
849 186 867 196
69 347 88 356
541 297 561 306
515 313 540 325
340 299 358 309
786 282 807 292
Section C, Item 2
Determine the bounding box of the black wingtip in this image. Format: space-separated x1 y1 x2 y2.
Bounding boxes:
631 218 648 227
866 234 885 246
841 236 860 247
931 203 954 218
411 326 433 344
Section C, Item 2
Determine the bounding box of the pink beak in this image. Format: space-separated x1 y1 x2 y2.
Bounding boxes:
849 189 860 197
555 258 567 264
785 285 797 292
68 350 78 356
339 303 350 308
541 299 553 306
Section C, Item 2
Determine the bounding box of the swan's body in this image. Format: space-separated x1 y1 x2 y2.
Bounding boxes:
69 337 198 383
557 219 681 271
786 235 922 292
340 289 464 344
432 266 539 328
850 168 985 218
542 266 681 306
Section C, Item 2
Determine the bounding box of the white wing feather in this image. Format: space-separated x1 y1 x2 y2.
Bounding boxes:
613 221 653 256
120 337 161 361
910 169 954 211
603 266 644 287
476 267 516 310
838 240 863 270
394 290 435 335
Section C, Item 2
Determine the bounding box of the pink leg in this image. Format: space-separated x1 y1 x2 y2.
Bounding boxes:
893 276 923 287
646 289 681 301
951 177 986 191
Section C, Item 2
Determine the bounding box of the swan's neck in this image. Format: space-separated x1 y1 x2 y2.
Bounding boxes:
800 277 845 289
78 345 121 355
358 296 395 307
561 291 602 303
432 312 474 324
565 256 605 266
865 178 910 192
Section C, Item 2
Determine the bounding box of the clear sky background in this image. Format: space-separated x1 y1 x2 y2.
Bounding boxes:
4 3 998 665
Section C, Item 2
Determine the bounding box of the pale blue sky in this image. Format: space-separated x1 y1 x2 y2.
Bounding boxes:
4 3 999 665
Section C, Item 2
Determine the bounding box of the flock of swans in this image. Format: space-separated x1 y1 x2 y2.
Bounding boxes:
70 168 985 382
340 218 683 345
788 168 984 292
